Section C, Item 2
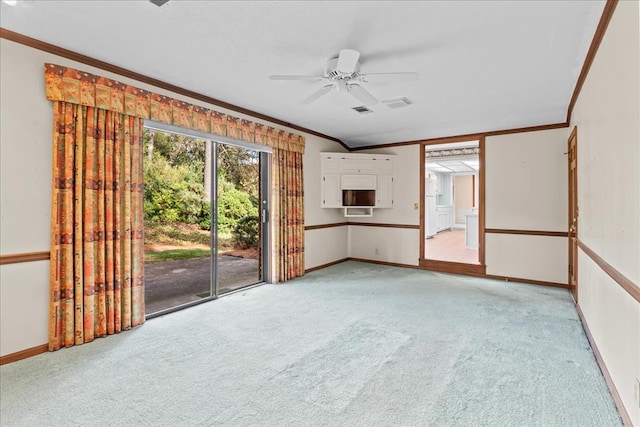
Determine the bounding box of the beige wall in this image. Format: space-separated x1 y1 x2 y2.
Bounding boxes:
485 128 568 232
484 128 569 284
453 174 474 224
0 39 347 356
349 130 569 277
303 134 348 270
570 1 640 424
347 145 421 266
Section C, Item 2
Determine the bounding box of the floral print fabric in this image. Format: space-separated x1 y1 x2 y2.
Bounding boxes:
49 103 145 350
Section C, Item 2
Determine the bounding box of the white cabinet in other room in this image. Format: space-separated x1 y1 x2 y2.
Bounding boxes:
322 174 342 208
436 206 453 232
376 175 393 208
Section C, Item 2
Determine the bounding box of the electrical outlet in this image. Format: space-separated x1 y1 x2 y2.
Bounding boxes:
413 202 419 210
374 247 380 255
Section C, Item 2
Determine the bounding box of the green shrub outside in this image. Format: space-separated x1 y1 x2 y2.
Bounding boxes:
144 155 208 225
217 186 258 234
232 215 260 249
144 153 258 236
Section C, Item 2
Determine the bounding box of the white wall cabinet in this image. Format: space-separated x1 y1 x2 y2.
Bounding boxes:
376 175 393 208
320 152 395 216
321 174 342 208
341 174 376 190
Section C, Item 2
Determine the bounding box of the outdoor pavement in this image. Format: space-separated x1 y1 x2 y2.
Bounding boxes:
144 255 259 314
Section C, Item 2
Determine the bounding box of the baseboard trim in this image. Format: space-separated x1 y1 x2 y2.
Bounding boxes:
0 344 48 365
348 258 422 270
419 258 487 276
484 274 570 290
575 304 631 426
348 257 568 290
305 258 349 273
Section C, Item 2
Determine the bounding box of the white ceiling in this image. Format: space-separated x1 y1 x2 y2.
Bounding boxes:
0 0 605 148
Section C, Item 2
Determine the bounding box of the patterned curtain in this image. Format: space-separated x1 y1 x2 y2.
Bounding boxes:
271 148 305 282
49 102 145 350
44 64 307 350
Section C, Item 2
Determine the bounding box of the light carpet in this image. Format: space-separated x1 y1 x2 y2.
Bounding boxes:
0 261 621 426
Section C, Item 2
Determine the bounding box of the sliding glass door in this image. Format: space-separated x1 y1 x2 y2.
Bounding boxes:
215 144 266 295
143 125 269 316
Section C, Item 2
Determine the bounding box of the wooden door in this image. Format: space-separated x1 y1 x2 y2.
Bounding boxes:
568 128 578 300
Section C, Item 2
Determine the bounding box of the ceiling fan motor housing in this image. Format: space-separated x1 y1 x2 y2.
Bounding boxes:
325 57 360 80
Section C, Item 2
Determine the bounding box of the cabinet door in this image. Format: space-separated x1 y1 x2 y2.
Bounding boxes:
374 157 393 174
341 157 376 174
376 175 393 208
341 174 376 190
322 155 342 173
437 213 444 231
321 174 342 208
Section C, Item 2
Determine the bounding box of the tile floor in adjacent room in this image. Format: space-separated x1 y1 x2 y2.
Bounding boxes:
425 228 479 264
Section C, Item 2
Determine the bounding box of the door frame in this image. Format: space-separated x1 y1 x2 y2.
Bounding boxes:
568 126 579 301
419 136 486 276
143 121 272 317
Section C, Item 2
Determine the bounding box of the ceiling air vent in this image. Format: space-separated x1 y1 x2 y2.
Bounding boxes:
150 0 170 6
352 105 373 114
382 97 413 109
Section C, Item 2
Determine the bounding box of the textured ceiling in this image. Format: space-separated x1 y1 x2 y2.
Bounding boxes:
0 0 605 148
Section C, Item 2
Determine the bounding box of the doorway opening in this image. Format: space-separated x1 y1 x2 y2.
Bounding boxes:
142 124 269 316
420 140 485 273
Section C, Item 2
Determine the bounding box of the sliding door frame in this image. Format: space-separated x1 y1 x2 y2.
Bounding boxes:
144 120 272 317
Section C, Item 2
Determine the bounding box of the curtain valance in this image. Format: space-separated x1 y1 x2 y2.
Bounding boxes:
44 64 305 154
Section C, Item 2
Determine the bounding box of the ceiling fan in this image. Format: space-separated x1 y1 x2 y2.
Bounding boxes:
269 49 419 106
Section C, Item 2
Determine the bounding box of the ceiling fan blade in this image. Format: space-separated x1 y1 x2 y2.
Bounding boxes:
359 72 419 83
347 83 378 106
302 84 334 104
336 49 360 74
270 75 325 81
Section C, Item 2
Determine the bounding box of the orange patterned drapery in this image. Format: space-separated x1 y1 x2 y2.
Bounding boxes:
49 102 145 350
44 64 305 154
271 148 305 282
45 63 306 309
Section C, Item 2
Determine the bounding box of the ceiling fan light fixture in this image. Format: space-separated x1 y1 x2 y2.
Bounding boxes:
150 0 170 7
